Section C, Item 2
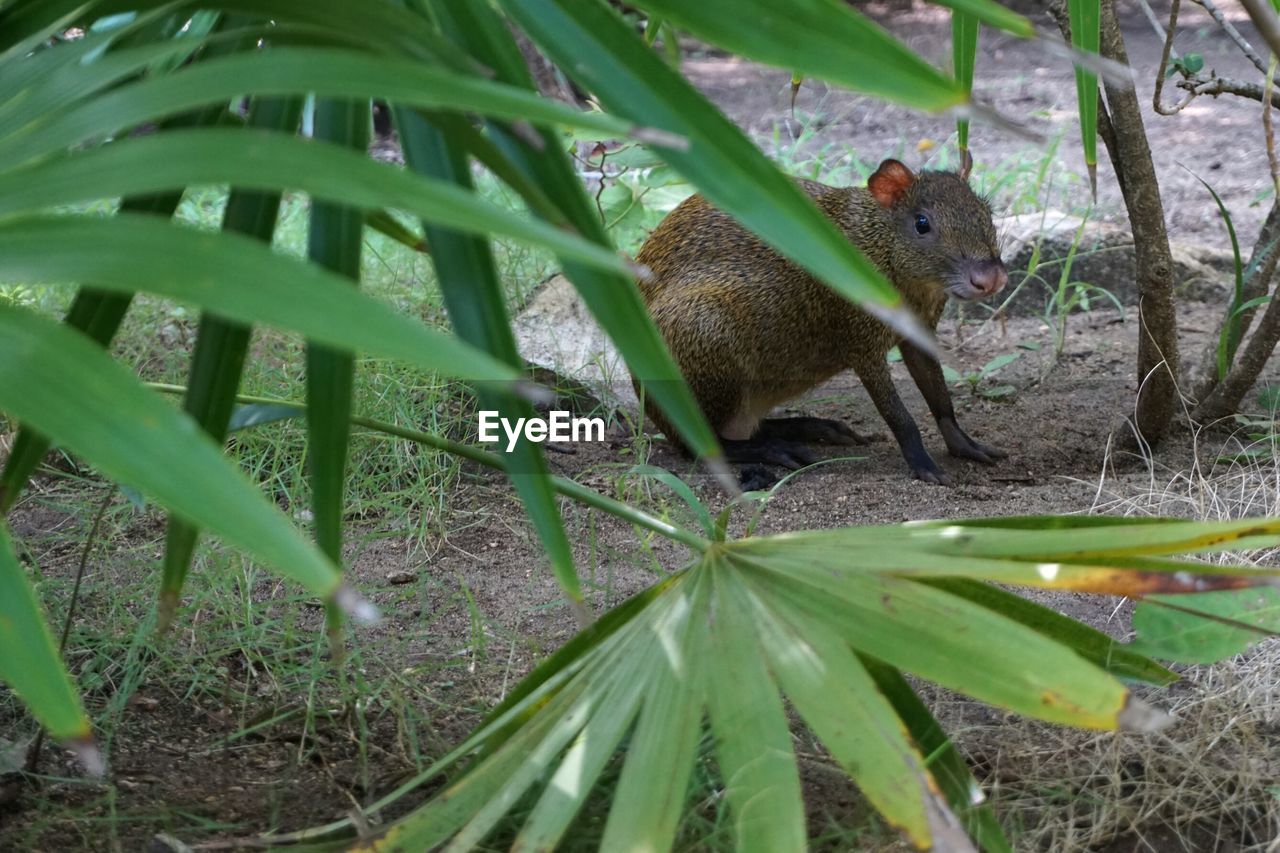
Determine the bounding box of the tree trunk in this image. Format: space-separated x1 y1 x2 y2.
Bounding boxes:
1187 198 1280 408
1051 0 1180 442
1192 287 1280 422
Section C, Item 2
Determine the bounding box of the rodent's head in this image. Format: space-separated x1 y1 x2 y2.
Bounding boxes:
867 158 1007 301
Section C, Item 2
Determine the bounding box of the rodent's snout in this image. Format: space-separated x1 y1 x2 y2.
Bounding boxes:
969 260 1008 298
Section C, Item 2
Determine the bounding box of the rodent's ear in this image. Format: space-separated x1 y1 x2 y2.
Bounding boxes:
867 159 915 208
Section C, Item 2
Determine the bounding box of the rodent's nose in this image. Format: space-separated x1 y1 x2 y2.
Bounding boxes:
970 262 1008 297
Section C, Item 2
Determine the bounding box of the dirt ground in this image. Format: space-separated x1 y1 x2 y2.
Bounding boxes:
5 2 1280 851
704 0 1277 247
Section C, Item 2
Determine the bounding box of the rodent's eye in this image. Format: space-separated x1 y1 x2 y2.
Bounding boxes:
914 213 931 235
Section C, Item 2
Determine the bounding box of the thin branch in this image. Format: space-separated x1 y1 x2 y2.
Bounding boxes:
25 486 115 775
1266 54 1280 197
1178 74 1280 108
1190 0 1274 79
1147 0 1196 115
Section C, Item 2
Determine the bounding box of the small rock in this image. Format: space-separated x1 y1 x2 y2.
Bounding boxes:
386 571 415 585
129 694 160 712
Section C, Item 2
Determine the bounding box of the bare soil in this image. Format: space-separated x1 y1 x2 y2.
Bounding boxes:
702 0 1277 248
5 3 1280 850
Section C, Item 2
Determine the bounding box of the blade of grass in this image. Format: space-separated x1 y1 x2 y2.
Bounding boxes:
1190 172 1247 379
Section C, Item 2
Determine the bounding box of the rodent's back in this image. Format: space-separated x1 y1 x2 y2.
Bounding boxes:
634 180 887 442
637 179 862 301
636 178 897 378
632 164 1003 442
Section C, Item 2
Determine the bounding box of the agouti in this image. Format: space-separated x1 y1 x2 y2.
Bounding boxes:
633 158 1008 487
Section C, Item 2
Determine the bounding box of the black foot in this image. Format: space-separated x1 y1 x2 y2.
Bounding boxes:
722 435 818 469
940 419 1007 464
738 465 778 492
911 463 953 486
902 444 953 485
758 416 874 445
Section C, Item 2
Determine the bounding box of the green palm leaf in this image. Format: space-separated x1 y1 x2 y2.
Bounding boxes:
0 521 95 761
952 11 980 156
630 0 963 110
396 108 582 605
1067 0 1101 196
159 96 304 630
0 305 349 603
304 95 371 654
0 216 524 387
0 46 649 170
422 0 727 474
0 130 633 276
500 0 934 350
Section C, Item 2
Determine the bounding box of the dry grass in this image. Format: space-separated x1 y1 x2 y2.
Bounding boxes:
933 424 1280 851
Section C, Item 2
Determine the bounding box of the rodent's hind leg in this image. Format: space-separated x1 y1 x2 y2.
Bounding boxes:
737 465 778 492
757 416 874 445
721 435 818 470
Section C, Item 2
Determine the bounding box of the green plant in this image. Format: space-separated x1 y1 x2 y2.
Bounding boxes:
1192 172 1278 384
136 388 1280 850
1030 210 1126 361
942 352 1021 400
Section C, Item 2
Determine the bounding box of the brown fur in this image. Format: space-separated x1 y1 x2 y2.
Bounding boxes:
633 168 1001 450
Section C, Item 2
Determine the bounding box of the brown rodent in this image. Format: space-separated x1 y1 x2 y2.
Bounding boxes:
632 158 1008 487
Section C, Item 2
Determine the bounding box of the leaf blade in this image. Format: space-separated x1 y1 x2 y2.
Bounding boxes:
0 520 93 746
0 216 522 386
0 305 342 598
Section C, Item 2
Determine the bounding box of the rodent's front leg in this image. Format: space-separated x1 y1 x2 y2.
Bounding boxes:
853 357 950 485
899 341 1007 465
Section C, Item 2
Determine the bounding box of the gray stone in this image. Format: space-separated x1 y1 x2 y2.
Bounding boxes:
994 210 1234 316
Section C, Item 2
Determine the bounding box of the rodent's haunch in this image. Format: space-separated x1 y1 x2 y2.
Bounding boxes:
632 158 1009 487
